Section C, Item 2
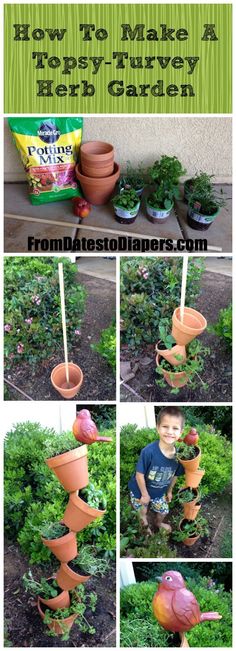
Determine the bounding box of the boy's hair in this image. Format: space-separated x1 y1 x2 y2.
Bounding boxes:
156 406 185 429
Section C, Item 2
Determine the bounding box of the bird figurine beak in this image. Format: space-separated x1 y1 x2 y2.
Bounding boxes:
156 576 163 582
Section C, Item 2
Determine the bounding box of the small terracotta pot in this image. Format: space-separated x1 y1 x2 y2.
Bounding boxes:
179 518 200 546
51 362 83 399
156 354 188 389
155 342 186 367
172 307 207 346
184 468 205 489
177 446 201 472
38 598 77 636
178 488 201 520
63 491 106 532
41 531 77 563
56 562 91 590
46 444 88 492
80 141 114 165
39 579 70 611
75 162 120 205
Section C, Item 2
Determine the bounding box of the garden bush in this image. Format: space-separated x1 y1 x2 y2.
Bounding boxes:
120 576 232 647
174 406 232 439
4 257 86 368
91 321 116 372
120 257 205 348
211 303 232 350
4 421 116 563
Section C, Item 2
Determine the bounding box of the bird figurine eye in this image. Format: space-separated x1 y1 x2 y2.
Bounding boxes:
165 576 173 581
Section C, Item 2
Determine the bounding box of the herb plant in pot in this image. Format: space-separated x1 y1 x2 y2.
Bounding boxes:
56 545 109 590
156 319 186 367
38 584 97 639
63 483 107 532
40 522 77 563
178 488 201 520
119 162 146 196
156 340 210 393
112 188 140 224
45 443 88 492
187 172 225 231
23 571 70 610
174 515 209 546
146 155 186 223
176 442 201 472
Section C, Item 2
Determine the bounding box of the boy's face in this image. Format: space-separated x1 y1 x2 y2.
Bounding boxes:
157 414 183 445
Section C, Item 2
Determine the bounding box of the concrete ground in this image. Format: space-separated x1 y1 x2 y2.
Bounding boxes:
76 256 116 282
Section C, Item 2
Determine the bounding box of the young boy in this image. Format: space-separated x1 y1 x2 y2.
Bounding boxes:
128 406 185 534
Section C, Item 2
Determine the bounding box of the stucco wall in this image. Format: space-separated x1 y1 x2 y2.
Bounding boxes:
4 116 232 182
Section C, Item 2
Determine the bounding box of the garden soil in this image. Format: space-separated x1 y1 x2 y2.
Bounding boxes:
5 273 116 401
4 543 116 647
120 271 232 402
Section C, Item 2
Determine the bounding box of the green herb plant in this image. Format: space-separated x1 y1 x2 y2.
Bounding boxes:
172 515 209 542
158 319 176 350
119 161 146 192
40 522 68 540
23 571 59 598
188 172 225 215
112 188 140 211
80 483 107 510
156 340 210 394
178 488 200 504
71 546 110 576
91 321 116 372
176 443 198 461
210 304 232 350
148 155 186 210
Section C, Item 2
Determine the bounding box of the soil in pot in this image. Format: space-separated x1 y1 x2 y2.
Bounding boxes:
172 306 207 346
46 444 88 492
51 362 83 399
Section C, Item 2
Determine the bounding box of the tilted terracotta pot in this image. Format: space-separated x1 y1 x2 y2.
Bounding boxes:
75 162 120 205
177 446 201 472
51 362 83 399
155 342 186 367
156 354 188 389
39 579 70 611
184 468 205 489
178 488 201 521
179 518 200 547
38 598 77 635
46 444 88 492
56 561 91 590
41 531 77 563
63 491 106 532
172 307 207 346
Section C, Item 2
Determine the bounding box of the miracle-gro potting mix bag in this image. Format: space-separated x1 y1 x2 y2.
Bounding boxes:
8 117 83 204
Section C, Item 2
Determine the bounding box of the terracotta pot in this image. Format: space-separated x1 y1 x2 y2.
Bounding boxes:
80 141 114 165
75 162 120 205
184 468 205 489
38 598 77 636
177 446 201 472
46 444 88 492
51 362 83 399
41 531 77 563
56 561 91 590
81 161 114 178
155 342 186 367
39 579 70 611
63 491 106 532
178 488 201 520
156 354 188 389
172 307 207 346
179 518 201 546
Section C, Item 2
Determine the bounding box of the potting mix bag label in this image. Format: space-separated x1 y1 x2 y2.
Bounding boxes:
8 117 83 205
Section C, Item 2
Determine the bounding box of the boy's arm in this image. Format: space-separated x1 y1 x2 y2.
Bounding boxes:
136 471 151 504
166 476 177 502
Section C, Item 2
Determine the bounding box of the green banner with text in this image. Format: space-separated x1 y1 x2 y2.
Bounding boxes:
5 3 232 113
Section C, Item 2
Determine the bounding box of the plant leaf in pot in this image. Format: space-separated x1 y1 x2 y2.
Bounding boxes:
156 318 186 367
187 171 225 231
112 188 140 224
23 571 70 610
176 442 201 471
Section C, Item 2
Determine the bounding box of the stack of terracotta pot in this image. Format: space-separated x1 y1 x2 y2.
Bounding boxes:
37 444 106 635
177 431 205 547
75 141 120 205
156 306 207 388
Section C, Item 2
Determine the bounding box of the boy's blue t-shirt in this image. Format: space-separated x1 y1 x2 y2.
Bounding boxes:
128 440 184 499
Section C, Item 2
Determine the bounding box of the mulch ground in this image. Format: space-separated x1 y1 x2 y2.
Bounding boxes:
4 273 116 401
120 271 232 402
4 543 116 647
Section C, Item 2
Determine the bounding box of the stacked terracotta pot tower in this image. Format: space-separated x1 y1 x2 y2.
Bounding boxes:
37 430 106 636
156 305 207 389
178 431 205 547
75 141 120 205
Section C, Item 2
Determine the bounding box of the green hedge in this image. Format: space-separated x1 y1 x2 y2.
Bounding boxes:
4 421 116 563
120 576 232 647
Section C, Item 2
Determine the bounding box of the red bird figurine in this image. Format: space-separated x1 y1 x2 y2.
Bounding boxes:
73 409 112 444
153 571 222 637
181 428 199 446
